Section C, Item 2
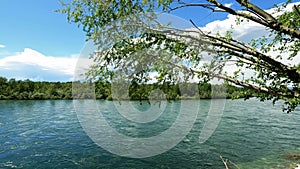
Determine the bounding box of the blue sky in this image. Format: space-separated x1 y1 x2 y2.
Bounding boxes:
169 0 296 26
0 0 85 57
0 0 298 81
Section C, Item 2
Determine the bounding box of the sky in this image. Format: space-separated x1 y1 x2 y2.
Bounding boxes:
0 0 299 81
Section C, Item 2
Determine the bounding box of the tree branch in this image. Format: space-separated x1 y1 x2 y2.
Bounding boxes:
294 5 300 16
235 0 277 23
167 3 215 12
150 26 300 83
220 156 230 169
208 0 300 39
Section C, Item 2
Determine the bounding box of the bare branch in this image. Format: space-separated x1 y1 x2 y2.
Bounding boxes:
294 5 300 16
220 156 230 169
167 3 216 12
236 0 277 23
187 67 295 98
149 26 300 82
229 160 241 169
189 19 205 35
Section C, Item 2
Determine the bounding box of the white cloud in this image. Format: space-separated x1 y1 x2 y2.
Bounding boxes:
0 48 79 81
201 2 300 42
195 2 300 79
224 3 233 8
214 3 233 11
2 3 300 83
266 2 298 17
200 12 267 42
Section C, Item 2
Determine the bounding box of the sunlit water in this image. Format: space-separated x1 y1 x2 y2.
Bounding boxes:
0 99 299 168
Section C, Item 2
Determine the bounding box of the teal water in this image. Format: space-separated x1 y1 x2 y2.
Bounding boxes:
0 99 300 168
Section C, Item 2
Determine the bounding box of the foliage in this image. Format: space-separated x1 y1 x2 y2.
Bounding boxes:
59 0 300 112
0 77 72 100
0 77 252 100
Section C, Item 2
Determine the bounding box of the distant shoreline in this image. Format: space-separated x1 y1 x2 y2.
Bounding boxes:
0 77 255 101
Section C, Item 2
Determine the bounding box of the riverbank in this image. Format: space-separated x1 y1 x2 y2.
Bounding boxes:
0 77 255 100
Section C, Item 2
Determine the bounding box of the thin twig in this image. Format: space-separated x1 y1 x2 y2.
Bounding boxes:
229 160 241 169
189 19 205 35
220 156 230 169
294 5 300 16
167 3 215 12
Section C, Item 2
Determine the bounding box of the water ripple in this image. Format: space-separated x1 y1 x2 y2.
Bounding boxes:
0 100 299 168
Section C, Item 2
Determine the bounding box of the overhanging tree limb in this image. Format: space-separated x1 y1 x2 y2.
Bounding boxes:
60 0 300 112
207 0 300 39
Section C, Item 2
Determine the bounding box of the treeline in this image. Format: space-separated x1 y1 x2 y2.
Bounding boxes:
0 77 72 100
0 77 254 100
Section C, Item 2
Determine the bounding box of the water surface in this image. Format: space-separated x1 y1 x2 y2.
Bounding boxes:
0 99 299 168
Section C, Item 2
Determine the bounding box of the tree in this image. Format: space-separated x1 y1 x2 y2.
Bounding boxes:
59 0 300 112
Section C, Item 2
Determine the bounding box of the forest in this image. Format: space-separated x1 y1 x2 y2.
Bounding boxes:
0 76 255 100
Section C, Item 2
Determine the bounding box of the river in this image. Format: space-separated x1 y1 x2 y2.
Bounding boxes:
0 99 299 168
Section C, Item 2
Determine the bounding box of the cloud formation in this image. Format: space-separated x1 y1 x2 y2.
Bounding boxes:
0 2 299 82
199 2 300 78
0 48 78 81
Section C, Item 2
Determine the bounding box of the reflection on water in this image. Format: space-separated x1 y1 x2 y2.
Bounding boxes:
0 99 299 168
